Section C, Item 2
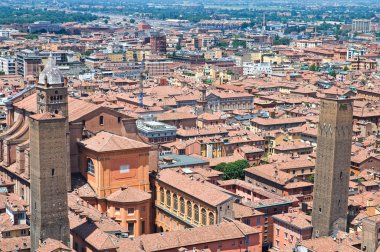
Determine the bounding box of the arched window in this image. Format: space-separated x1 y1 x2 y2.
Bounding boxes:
180 198 185 216
166 190 171 208
187 202 192 221
194 205 199 224
87 159 94 175
209 212 214 225
201 208 207 225
160 188 164 205
173 194 178 212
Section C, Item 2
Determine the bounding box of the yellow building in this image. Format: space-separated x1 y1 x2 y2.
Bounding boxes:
107 53 124 62
154 169 237 232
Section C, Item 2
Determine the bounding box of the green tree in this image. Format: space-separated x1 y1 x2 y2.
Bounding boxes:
343 65 349 71
25 34 38 40
329 70 337 77
232 40 246 49
307 174 314 183
104 19 108 24
130 18 136 24
241 22 249 29
309 63 317 71
273 36 291 46
215 160 250 180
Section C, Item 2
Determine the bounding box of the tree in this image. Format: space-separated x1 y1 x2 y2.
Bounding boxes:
232 40 246 49
25 34 38 40
241 22 249 29
215 160 250 180
309 64 317 71
273 36 291 46
130 18 136 24
343 65 349 71
307 174 314 183
329 70 337 77
104 19 108 24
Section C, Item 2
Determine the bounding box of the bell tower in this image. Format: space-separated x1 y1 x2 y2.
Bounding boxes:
36 56 68 117
30 55 70 250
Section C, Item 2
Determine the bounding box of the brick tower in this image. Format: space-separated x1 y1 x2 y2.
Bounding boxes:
36 56 71 190
312 97 353 238
30 56 70 250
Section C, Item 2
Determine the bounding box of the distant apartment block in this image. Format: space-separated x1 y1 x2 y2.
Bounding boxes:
243 62 272 76
145 59 172 76
28 21 61 33
137 120 177 144
352 19 371 33
0 57 16 75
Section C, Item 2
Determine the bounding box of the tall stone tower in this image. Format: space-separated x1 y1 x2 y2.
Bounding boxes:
36 56 71 190
312 97 353 238
30 56 70 250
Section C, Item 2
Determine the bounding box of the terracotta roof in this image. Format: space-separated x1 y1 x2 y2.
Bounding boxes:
245 165 295 186
14 93 125 123
272 212 312 230
251 117 307 126
106 187 151 203
233 203 263 218
80 131 150 152
0 236 30 252
118 220 260 252
30 113 65 121
36 238 74 252
156 169 235 206
299 236 361 252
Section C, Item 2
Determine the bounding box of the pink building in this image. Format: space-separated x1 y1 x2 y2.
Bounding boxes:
272 211 312 251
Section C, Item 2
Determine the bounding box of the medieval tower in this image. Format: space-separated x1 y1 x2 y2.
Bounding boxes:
312 97 353 238
36 55 71 190
30 56 70 250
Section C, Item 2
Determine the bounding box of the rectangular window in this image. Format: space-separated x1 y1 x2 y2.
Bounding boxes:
128 208 134 215
128 222 135 236
142 206 146 213
285 232 288 240
99 116 104 125
276 228 279 236
257 216 261 225
141 221 145 234
120 165 130 174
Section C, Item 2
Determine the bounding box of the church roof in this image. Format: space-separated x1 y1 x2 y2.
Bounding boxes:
30 113 65 121
14 93 115 123
38 56 64 85
80 131 150 152
106 187 151 203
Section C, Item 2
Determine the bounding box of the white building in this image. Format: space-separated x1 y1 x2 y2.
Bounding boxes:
352 19 371 33
243 62 272 76
0 28 19 38
0 57 16 75
346 47 367 60
290 40 322 48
